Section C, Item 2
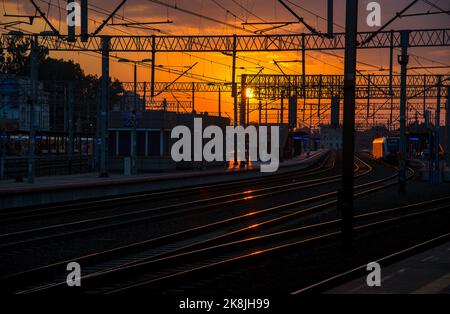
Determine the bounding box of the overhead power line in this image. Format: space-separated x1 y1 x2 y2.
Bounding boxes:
146 0 254 34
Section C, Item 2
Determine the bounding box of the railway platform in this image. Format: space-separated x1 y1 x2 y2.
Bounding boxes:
1 149 328 209
326 238 450 294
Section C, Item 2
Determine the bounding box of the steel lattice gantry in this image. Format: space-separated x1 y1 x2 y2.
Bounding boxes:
2 28 449 51
5 29 448 177
241 74 450 100
122 75 449 99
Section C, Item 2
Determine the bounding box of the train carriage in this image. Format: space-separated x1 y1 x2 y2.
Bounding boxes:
372 137 400 161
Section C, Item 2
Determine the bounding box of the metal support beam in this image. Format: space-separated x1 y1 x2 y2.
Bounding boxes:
232 34 238 126
318 74 322 125
398 31 409 193
247 98 250 125
29 0 62 38
5 29 450 52
289 96 298 129
340 0 358 248
280 91 284 125
331 95 340 128
367 74 371 129
92 0 128 36
151 35 156 99
28 35 38 184
67 81 74 174
192 82 195 113
143 80 147 110
259 101 262 124
81 0 88 42
446 86 450 166
360 0 419 46
302 35 306 122
218 87 221 117
99 36 110 177
240 74 247 126
67 0 75 42
423 74 427 118
434 76 442 183
131 62 137 175
265 101 268 124
327 0 333 37
278 0 329 38
389 31 394 130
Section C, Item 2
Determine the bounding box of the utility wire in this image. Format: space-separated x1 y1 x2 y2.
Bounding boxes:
146 0 254 33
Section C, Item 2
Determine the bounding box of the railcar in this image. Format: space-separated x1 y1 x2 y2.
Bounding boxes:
372 137 400 161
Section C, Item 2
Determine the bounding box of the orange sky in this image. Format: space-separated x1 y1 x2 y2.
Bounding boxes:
1 0 449 126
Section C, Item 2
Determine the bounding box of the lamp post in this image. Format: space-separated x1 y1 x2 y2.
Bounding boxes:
118 58 152 175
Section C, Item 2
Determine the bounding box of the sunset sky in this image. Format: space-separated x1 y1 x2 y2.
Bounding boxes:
1 0 449 123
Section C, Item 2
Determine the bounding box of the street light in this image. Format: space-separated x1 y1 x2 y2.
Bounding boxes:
118 58 152 175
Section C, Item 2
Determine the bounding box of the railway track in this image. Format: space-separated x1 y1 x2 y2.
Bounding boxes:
0 153 368 250
0 152 333 223
9 168 435 295
1 155 409 294
109 194 449 295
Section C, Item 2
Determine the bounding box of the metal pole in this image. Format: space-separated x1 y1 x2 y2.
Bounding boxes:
143 80 147 110
192 82 195 113
99 36 110 177
67 81 74 174
302 35 306 123
327 0 333 37
280 91 284 125
446 85 450 167
28 35 38 184
67 0 75 42
240 74 247 126
151 35 156 99
367 74 371 129
81 0 88 42
132 62 137 175
232 34 237 126
318 74 322 125
423 74 427 119
247 98 250 125
389 31 394 132
434 75 442 183
265 101 268 124
389 31 393 94
259 100 262 125
218 87 221 117
340 0 358 248
398 31 409 193
95 85 100 170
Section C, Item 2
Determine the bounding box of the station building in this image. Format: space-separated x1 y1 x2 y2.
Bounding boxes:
108 110 230 172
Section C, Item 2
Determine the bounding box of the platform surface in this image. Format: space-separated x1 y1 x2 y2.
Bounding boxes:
327 241 450 294
0 150 325 194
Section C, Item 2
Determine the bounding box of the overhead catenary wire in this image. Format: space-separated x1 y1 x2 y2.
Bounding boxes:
3 0 446 116
23 0 431 77
31 0 287 76
146 0 255 34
